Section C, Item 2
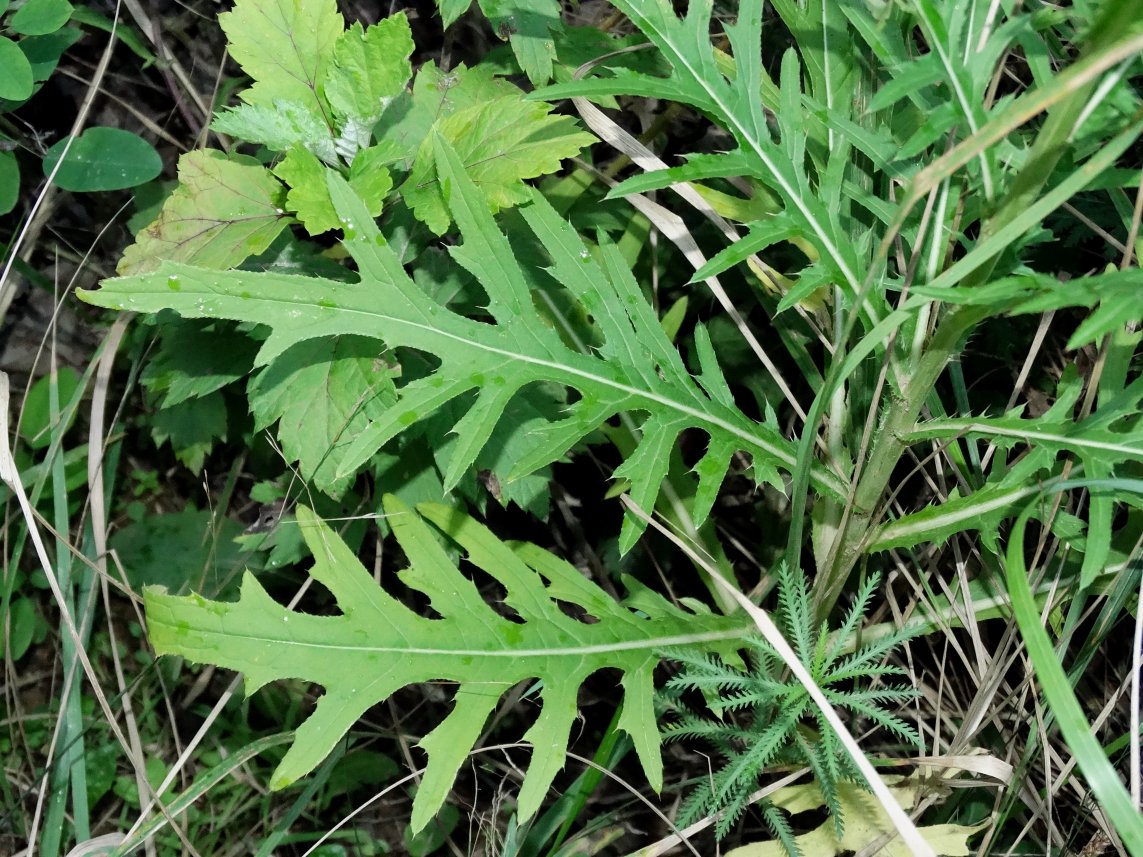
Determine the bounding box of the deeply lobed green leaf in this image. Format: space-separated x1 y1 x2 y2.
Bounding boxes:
144 498 748 830
82 137 848 548
536 0 877 321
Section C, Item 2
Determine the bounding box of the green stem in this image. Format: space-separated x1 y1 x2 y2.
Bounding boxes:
814 306 986 615
810 0 1143 618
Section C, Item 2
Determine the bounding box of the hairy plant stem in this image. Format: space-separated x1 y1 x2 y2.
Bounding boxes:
814 305 989 616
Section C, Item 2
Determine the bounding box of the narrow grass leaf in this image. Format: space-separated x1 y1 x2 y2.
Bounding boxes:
1006 497 1143 856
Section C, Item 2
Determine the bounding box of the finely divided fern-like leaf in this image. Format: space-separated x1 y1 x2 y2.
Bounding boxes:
142 497 748 830
80 137 847 549
662 566 920 847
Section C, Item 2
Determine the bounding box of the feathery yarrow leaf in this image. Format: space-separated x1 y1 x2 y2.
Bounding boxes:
662 566 919 851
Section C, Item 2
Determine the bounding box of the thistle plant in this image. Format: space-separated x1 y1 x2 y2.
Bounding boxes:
52 0 1143 849
663 566 921 849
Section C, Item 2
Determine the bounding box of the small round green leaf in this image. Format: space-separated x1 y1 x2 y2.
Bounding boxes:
0 151 18 215
0 597 40 660
0 36 34 100
43 127 161 191
9 0 73 35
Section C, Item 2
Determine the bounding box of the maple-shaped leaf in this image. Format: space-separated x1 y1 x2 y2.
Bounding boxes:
273 145 393 235
248 335 398 497
143 498 749 829
273 146 341 234
219 0 343 118
118 150 290 275
150 393 229 473
382 62 530 167
325 16 414 154
81 138 849 548
141 321 260 407
213 4 414 164
344 145 396 212
401 96 593 234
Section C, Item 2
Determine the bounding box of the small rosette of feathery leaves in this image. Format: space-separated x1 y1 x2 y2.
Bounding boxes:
661 566 920 850
143 496 749 832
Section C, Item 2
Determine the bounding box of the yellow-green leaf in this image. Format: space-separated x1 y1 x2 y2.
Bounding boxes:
382 62 520 167
725 777 985 857
118 150 289 275
274 145 338 234
347 144 394 214
326 15 413 137
274 144 393 235
220 0 343 115
401 96 594 234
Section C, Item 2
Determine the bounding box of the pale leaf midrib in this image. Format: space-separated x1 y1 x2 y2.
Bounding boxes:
100 279 850 497
157 624 751 659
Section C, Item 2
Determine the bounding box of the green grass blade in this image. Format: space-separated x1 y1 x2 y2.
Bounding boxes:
109 733 296 856
1006 494 1143 855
